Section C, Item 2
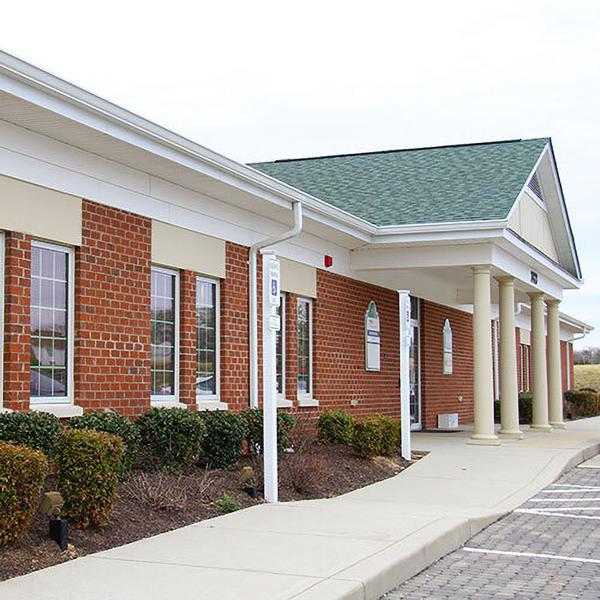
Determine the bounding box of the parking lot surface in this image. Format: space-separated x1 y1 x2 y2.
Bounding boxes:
383 458 600 599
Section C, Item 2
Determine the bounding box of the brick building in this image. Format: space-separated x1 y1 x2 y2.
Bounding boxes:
0 51 591 441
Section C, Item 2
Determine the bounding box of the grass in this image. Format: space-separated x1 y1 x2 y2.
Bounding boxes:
574 364 600 391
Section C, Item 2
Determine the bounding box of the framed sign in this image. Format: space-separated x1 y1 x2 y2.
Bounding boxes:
443 319 453 375
365 301 381 371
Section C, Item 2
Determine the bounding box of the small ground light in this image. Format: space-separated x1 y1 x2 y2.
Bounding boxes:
40 491 69 551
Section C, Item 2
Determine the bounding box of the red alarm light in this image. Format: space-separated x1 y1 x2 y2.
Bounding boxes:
324 255 333 268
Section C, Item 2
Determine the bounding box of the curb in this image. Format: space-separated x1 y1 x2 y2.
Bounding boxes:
299 439 600 600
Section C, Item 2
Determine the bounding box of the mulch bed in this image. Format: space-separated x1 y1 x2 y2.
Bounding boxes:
0 444 425 582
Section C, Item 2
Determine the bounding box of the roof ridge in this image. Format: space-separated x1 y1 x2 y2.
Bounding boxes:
250 138 549 165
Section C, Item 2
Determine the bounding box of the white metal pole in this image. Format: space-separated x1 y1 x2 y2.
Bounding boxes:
398 291 412 461
262 251 280 503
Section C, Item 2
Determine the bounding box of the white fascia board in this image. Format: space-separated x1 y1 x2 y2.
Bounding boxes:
558 312 594 334
500 229 581 289
369 223 507 246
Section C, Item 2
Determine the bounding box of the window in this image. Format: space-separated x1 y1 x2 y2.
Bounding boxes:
30 241 74 403
297 297 312 396
520 344 531 392
151 267 179 401
196 277 219 400
443 319 453 375
276 294 285 397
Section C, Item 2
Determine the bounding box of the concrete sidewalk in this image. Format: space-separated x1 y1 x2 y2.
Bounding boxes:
3 418 600 600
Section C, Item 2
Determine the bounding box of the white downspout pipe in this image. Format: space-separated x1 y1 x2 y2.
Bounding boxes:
249 202 303 408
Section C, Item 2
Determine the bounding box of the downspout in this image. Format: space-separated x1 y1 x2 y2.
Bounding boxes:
249 202 303 408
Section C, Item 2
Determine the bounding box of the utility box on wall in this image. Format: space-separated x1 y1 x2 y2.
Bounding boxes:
437 413 459 430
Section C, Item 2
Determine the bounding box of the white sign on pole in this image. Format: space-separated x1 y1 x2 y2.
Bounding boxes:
262 252 280 503
398 291 412 461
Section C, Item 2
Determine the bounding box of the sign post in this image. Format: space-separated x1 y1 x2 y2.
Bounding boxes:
398 291 412 461
262 251 281 503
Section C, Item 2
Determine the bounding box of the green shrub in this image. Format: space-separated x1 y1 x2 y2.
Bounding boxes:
0 441 48 546
136 408 206 472
565 389 599 419
55 429 123 528
199 411 248 468
0 411 61 456
318 409 355 445
69 411 140 473
494 394 532 424
240 408 295 454
215 492 241 513
352 415 400 458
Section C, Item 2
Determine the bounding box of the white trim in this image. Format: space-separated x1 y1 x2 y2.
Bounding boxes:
30 403 83 418
29 239 75 406
409 296 422 431
566 341 572 389
492 319 500 400
296 297 313 400
150 265 180 405
195 275 221 404
0 231 4 410
277 293 286 400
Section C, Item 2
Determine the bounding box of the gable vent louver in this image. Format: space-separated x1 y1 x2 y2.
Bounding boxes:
528 172 544 201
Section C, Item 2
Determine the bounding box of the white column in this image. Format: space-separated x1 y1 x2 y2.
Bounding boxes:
497 277 523 439
398 291 411 460
529 292 552 431
547 299 566 429
469 266 500 445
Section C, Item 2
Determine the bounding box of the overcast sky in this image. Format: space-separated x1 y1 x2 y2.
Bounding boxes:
2 1 599 346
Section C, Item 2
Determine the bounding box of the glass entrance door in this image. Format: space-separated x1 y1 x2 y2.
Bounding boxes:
409 297 421 430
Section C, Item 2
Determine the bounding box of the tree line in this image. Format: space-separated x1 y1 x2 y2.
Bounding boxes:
574 347 600 365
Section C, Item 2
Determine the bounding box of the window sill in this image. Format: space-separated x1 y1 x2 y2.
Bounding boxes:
30 403 84 418
277 398 294 409
196 400 228 412
151 401 188 410
297 397 319 408
0 407 13 414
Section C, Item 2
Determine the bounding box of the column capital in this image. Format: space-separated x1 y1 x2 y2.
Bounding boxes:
528 291 545 301
545 298 561 307
472 265 492 275
495 275 515 286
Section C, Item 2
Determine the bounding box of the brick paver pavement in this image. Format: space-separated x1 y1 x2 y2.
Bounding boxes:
384 462 600 599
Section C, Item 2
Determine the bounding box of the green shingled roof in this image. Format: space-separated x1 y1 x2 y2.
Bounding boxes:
249 138 549 227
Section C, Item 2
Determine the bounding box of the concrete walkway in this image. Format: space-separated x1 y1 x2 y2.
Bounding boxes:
3 418 600 600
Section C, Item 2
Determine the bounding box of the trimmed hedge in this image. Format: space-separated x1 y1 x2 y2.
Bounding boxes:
240 408 295 454
0 411 61 456
0 441 48 546
565 389 599 419
55 429 123 528
494 393 533 424
69 411 140 472
199 411 248 468
136 408 206 472
318 409 354 445
352 415 400 458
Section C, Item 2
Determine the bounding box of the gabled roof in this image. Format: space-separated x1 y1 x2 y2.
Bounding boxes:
250 138 549 227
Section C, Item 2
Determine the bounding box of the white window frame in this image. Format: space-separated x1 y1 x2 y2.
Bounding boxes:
150 265 180 406
297 297 316 405
195 276 221 407
566 342 572 389
276 293 292 408
30 240 75 406
0 231 4 411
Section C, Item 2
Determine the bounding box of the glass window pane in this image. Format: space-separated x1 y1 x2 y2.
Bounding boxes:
30 245 70 399
196 279 218 396
297 299 311 395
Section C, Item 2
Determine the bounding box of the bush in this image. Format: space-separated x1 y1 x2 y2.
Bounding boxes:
518 393 533 424
565 389 599 419
69 411 140 472
240 408 295 454
0 441 48 546
135 408 206 472
199 411 248 468
215 492 241 513
0 411 61 456
318 409 354 445
352 415 400 458
55 429 123 528
123 472 188 511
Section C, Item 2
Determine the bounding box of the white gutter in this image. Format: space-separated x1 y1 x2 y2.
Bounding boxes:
249 202 303 408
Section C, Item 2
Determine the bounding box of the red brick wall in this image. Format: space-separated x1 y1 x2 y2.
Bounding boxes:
560 340 574 392
420 300 474 429
3 232 31 411
179 270 197 408
74 201 152 416
220 242 250 412
312 269 400 419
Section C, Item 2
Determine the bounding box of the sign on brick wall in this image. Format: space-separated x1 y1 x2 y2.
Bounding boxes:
365 301 381 371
